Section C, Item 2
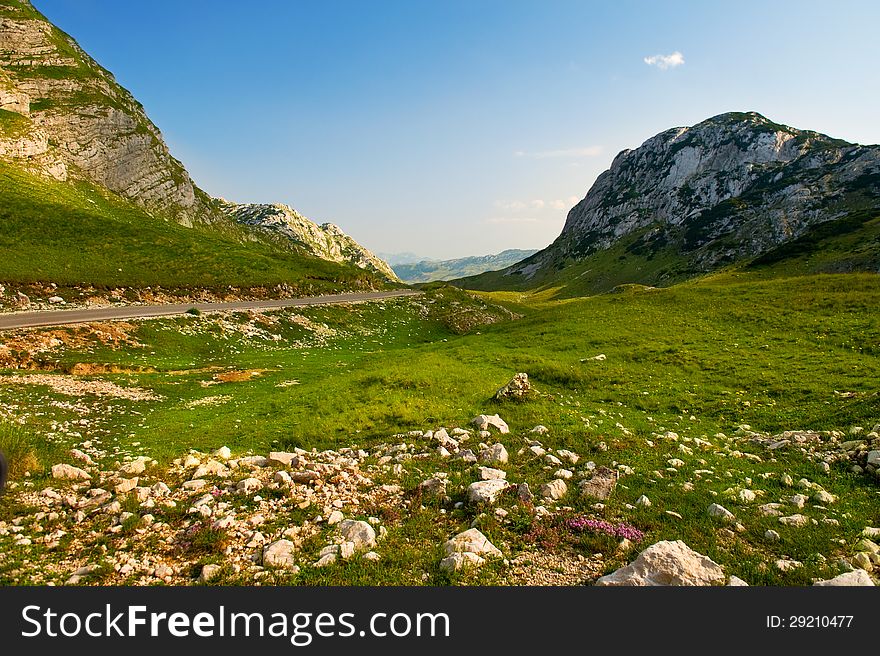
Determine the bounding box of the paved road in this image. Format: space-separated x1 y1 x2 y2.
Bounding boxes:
0 289 421 330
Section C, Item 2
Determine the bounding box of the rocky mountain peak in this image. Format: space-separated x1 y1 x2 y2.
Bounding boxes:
219 201 398 281
499 112 879 286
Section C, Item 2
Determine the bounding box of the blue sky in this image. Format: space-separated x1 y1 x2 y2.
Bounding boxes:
34 0 880 259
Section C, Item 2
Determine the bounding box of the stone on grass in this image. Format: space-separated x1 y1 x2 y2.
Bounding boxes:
595 540 725 586
478 467 507 481
779 514 810 527
707 503 735 522
494 373 531 401
52 464 90 481
268 451 299 467
467 479 508 505
440 552 486 573
813 570 875 587
471 414 510 434
579 467 618 500
336 520 377 551
443 528 501 558
540 479 567 500
212 446 231 460
236 477 263 494
263 539 298 570
479 443 509 465
635 494 651 507
199 564 222 584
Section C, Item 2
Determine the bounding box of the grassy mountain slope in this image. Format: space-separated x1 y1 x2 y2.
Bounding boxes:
0 161 380 291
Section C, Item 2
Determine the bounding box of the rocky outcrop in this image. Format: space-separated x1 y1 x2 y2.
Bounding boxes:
0 1 211 226
0 1 394 283
488 112 880 286
219 201 398 280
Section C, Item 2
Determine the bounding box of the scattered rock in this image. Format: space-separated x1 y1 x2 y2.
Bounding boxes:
595 540 726 586
262 539 298 570
51 464 90 481
579 467 618 500
479 443 509 465
198 564 222 584
336 520 377 551
467 480 508 505
471 414 510 434
540 479 567 500
494 373 531 401
707 503 735 522
814 570 875 586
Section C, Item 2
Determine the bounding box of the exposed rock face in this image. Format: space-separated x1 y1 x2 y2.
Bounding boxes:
493 112 880 285
219 201 398 280
0 1 209 225
0 1 395 282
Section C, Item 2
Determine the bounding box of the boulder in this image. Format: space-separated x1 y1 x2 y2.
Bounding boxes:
336 520 377 551
579 466 618 500
268 451 299 467
471 414 510 434
467 479 508 505
813 570 875 586
707 503 735 522
494 373 531 401
443 528 501 557
478 467 507 481
51 464 90 481
540 479 567 500
440 552 486 573
262 539 297 570
479 443 509 465
595 540 726 586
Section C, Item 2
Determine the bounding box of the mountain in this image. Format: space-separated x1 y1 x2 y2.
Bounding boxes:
219 201 398 281
0 0 396 291
377 252 428 267
393 249 538 283
457 112 880 295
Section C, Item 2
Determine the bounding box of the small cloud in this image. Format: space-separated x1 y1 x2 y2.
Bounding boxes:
530 199 545 209
550 199 567 210
514 146 603 159
643 51 685 70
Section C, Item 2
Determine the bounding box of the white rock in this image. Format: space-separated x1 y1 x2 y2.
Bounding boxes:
779 514 810 527
213 446 232 460
595 540 725 586
268 451 299 467
443 528 501 557
727 576 749 586
336 520 377 550
635 494 651 507
467 480 508 505
51 464 90 481
363 551 381 562
262 539 298 570
114 477 138 494
192 460 230 479
540 479 568 500
866 450 880 467
479 443 509 465
471 414 510 434
198 564 222 584
707 503 735 522
813 570 875 586
236 478 262 494
327 510 345 525
478 467 507 481
813 490 835 505
440 552 486 573
738 489 757 503
764 529 781 542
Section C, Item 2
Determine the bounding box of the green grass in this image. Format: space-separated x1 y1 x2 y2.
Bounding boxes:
0 273 877 585
0 162 383 292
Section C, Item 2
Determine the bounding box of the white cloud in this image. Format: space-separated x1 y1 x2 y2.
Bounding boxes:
643 51 685 70
530 199 545 209
514 145 603 159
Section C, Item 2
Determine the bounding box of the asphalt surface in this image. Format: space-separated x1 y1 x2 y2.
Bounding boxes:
0 289 421 330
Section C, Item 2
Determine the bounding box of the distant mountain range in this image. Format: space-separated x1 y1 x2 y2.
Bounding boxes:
457 112 880 296
391 249 538 283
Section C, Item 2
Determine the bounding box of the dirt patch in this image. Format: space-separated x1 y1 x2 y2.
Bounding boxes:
0 373 162 401
0 322 143 369
213 369 265 383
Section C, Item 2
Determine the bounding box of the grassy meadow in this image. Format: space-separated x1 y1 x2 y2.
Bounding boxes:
0 274 878 585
